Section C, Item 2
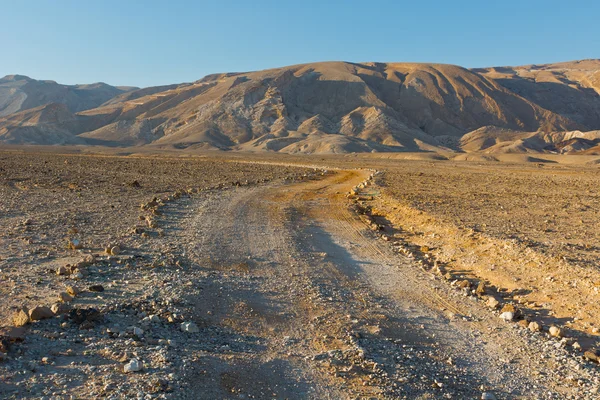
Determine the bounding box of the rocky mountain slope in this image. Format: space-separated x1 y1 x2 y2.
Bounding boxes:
0 74 135 117
1 60 599 153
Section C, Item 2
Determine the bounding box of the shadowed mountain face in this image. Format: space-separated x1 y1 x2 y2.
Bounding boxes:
1 60 599 153
0 74 135 117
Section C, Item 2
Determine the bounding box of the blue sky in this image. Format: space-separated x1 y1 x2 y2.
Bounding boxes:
1 0 598 87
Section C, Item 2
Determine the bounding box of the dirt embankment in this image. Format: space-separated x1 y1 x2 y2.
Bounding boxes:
369 160 600 345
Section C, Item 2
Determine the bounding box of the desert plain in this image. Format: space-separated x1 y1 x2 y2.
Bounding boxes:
1 148 600 399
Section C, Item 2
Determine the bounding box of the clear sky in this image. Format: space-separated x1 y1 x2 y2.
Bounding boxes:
1 0 598 88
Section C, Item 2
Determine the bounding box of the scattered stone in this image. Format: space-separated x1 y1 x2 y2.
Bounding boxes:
58 292 73 303
549 326 562 337
132 327 144 336
457 279 471 289
180 321 199 333
500 303 521 319
56 266 69 276
123 359 143 373
500 312 514 322
66 286 80 297
584 350 599 363
481 393 497 400
13 308 30 327
51 303 70 315
29 306 54 321
518 319 529 328
475 282 486 296
71 271 84 280
68 239 83 250
149 314 160 323
486 296 500 309
528 321 542 332
88 284 105 292
68 308 102 324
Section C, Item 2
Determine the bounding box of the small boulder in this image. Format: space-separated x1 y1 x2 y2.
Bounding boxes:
123 359 143 373
549 326 562 337
584 350 599 363
528 321 542 332
180 321 199 333
481 393 497 400
500 303 521 319
132 327 144 336
13 308 30 327
457 279 471 289
88 285 104 292
68 239 83 250
486 296 500 309
517 319 529 328
500 312 514 322
51 303 70 315
56 266 69 276
29 306 54 321
58 292 73 303
66 286 80 297
110 246 121 256
475 282 486 296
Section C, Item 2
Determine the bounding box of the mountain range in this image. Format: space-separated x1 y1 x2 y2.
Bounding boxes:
1 59 599 154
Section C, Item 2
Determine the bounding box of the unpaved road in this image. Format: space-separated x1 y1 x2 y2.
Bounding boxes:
158 169 599 398
2 156 599 399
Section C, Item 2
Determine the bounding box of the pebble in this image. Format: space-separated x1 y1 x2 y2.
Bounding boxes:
584 350 599 363
66 286 80 296
528 321 542 332
58 292 74 303
123 359 143 373
56 266 69 276
180 322 199 333
549 326 562 337
69 239 83 250
88 285 105 292
500 312 514 322
51 303 70 315
486 296 500 309
132 327 144 336
481 392 497 400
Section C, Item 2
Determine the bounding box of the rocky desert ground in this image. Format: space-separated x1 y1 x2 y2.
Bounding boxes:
2 149 600 399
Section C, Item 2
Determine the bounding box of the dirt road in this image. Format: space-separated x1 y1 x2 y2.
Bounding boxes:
158 169 599 399
2 157 599 399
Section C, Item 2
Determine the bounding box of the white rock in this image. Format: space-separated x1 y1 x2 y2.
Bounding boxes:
180 321 199 333
528 321 541 332
481 393 497 400
500 312 514 322
549 326 562 337
132 327 144 336
71 272 83 280
123 359 142 373
149 315 160 323
486 296 500 309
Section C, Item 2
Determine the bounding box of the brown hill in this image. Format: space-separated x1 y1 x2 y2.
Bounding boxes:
1 60 599 153
0 74 136 117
